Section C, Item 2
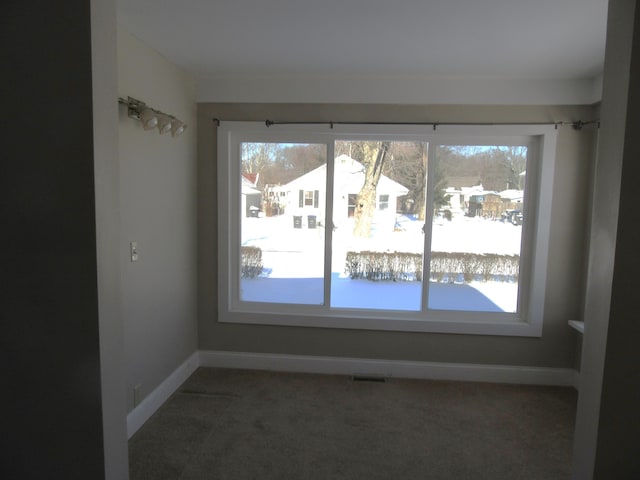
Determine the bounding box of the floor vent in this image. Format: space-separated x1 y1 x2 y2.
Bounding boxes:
352 375 387 383
180 389 240 398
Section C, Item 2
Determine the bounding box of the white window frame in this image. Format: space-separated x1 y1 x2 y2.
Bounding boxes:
217 122 557 336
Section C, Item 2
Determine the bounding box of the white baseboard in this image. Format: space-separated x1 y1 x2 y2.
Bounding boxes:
126 350 578 438
199 350 578 388
126 351 199 439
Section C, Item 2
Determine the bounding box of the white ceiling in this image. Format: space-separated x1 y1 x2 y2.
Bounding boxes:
117 0 608 104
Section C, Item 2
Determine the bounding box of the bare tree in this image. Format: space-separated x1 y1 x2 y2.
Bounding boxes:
495 146 527 190
241 143 280 175
436 145 527 192
383 142 428 219
257 144 326 186
335 141 367 161
353 141 390 237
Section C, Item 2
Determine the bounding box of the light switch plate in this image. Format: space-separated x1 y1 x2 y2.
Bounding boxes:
130 241 138 262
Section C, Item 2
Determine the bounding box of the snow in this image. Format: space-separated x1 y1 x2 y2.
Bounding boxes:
239 277 517 313
241 214 522 313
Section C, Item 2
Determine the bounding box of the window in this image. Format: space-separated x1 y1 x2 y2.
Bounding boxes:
347 194 357 217
218 122 557 336
301 190 319 207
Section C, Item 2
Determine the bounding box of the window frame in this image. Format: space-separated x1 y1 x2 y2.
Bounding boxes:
217 122 557 336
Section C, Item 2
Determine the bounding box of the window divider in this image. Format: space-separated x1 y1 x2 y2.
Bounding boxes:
323 141 336 309
422 142 437 312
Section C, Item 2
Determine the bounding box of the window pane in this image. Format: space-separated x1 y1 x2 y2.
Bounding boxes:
240 143 327 305
428 145 526 313
331 141 427 311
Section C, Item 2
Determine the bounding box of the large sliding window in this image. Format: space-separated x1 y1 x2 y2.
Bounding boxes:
218 123 557 336
240 142 327 305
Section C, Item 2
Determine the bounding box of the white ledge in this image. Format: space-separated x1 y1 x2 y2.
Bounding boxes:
569 320 585 334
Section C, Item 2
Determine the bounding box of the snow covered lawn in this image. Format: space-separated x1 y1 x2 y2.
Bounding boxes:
241 214 522 313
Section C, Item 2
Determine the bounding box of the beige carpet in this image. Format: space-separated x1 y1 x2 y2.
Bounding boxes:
129 367 576 480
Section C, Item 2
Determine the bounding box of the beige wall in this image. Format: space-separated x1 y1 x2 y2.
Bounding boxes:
118 29 198 411
198 103 596 368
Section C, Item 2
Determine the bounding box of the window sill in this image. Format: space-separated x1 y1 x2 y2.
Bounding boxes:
220 309 543 337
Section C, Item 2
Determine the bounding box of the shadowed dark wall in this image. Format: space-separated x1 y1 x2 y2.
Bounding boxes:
595 1 640 477
1 1 105 478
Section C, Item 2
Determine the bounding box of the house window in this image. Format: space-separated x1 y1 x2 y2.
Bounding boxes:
218 122 557 336
347 194 357 217
302 190 318 207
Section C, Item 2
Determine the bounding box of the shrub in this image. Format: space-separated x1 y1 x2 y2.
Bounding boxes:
429 252 519 283
241 246 263 278
345 251 422 281
345 250 519 283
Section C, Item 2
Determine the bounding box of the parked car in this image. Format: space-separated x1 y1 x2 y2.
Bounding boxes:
502 209 523 225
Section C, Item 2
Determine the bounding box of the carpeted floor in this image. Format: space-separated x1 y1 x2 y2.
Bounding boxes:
129 367 577 480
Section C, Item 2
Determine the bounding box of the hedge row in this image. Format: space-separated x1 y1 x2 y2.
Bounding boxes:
346 251 423 282
345 251 519 283
430 252 519 282
241 246 263 278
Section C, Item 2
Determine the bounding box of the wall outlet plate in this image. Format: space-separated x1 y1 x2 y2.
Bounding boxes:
130 241 138 262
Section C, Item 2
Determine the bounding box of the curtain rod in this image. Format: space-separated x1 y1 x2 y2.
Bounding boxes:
261 119 599 130
211 118 599 130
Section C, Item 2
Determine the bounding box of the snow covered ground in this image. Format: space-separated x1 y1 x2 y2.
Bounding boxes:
241 214 522 313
